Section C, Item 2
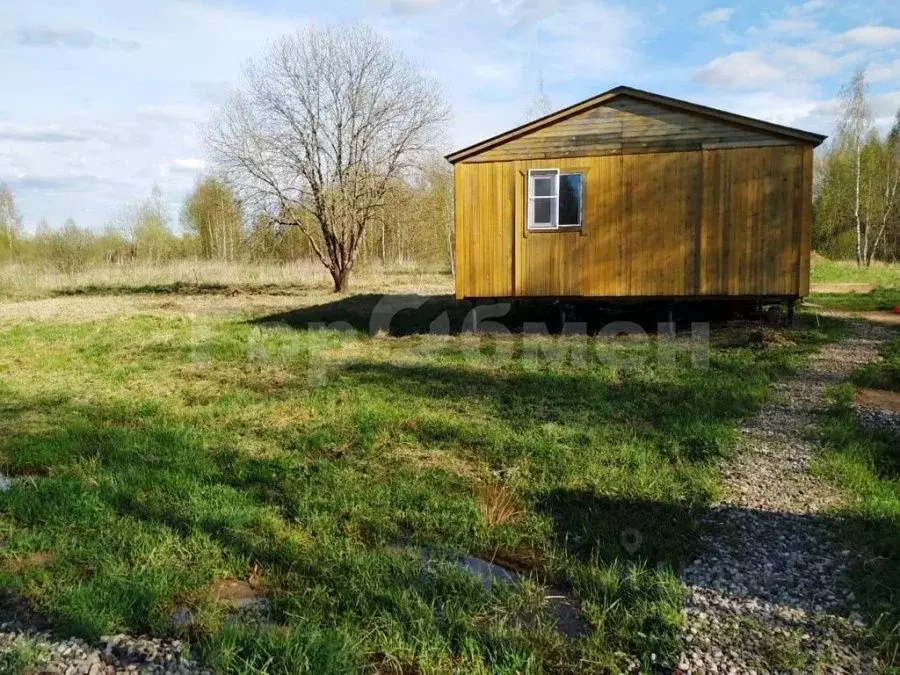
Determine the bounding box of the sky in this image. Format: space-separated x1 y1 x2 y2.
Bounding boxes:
1 0 899 231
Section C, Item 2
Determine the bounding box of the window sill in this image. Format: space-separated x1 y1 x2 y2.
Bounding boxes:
524 225 587 237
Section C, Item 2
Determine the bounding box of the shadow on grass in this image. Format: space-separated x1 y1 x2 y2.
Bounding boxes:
807 287 900 312
533 490 705 571
253 293 771 337
332 359 768 468
52 282 318 297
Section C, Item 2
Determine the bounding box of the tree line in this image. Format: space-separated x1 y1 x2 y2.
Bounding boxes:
0 166 452 275
814 70 900 264
1 29 898 291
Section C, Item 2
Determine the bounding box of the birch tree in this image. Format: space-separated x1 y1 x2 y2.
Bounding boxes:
836 71 875 265
206 25 450 291
0 183 23 261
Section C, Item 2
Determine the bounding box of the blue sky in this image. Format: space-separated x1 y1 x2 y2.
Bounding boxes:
1 0 899 231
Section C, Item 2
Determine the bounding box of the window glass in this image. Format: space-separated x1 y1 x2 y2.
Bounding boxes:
532 177 554 197
558 173 583 226
533 198 553 225
527 169 582 231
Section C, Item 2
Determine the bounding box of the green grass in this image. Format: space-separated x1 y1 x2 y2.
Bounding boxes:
852 337 900 392
0 309 846 673
811 259 900 287
807 287 900 312
0 638 49 674
814 384 900 668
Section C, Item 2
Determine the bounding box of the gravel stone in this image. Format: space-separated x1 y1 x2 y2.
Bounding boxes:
680 321 893 673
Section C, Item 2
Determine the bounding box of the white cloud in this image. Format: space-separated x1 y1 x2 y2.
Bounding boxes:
871 91 900 128
0 124 86 143
869 59 900 83
767 17 817 33
376 0 442 13
693 51 784 88
472 62 522 85
841 25 900 47
800 0 826 12
172 158 206 171
7 26 140 50
693 46 850 90
698 7 734 26
697 90 826 131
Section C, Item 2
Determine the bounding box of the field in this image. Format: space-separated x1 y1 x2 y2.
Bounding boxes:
0 259 896 673
810 258 900 288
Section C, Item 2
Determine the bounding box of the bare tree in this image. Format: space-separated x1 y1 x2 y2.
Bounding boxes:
207 25 450 291
524 72 553 122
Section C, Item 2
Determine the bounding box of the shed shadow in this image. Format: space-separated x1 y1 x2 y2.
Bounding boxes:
252 293 765 337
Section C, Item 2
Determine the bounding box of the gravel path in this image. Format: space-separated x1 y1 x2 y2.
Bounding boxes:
680 321 894 673
0 596 210 674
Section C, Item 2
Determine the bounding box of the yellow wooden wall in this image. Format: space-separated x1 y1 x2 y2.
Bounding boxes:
453 145 812 299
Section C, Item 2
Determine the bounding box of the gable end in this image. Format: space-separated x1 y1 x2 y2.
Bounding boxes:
447 86 826 164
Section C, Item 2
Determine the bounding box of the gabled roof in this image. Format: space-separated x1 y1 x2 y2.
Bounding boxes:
445 85 827 164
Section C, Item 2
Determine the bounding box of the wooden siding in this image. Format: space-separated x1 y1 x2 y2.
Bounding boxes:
454 146 810 299
461 96 794 164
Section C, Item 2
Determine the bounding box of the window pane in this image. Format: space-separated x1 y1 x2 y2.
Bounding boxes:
533 198 553 225
532 177 554 197
559 173 583 226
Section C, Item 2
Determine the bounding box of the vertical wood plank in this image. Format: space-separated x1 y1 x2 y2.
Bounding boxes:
453 145 809 300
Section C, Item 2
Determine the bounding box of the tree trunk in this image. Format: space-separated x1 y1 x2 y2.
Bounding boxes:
330 265 351 293
854 140 864 267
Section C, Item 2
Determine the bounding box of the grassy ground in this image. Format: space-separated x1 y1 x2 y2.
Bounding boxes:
807 288 900 313
0 292 845 673
809 252 900 667
853 336 900 392
0 260 453 301
814 379 900 667
810 259 900 287
807 257 900 313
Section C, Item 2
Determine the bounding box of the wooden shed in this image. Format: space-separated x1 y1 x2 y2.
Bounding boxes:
446 86 826 305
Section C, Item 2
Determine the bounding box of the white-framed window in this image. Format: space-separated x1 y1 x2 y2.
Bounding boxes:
527 169 583 231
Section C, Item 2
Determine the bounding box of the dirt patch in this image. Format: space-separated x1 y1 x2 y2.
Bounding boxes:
208 579 266 610
4 552 54 573
858 311 900 326
818 308 900 326
855 388 900 414
811 283 877 294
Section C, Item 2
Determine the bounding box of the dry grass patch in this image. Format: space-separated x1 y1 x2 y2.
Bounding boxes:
3 552 54 574
475 482 524 528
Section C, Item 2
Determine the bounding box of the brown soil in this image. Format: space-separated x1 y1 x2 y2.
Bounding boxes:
855 388 900 414
810 282 877 294
858 311 900 326
819 308 900 326
208 579 265 609
4 551 54 573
